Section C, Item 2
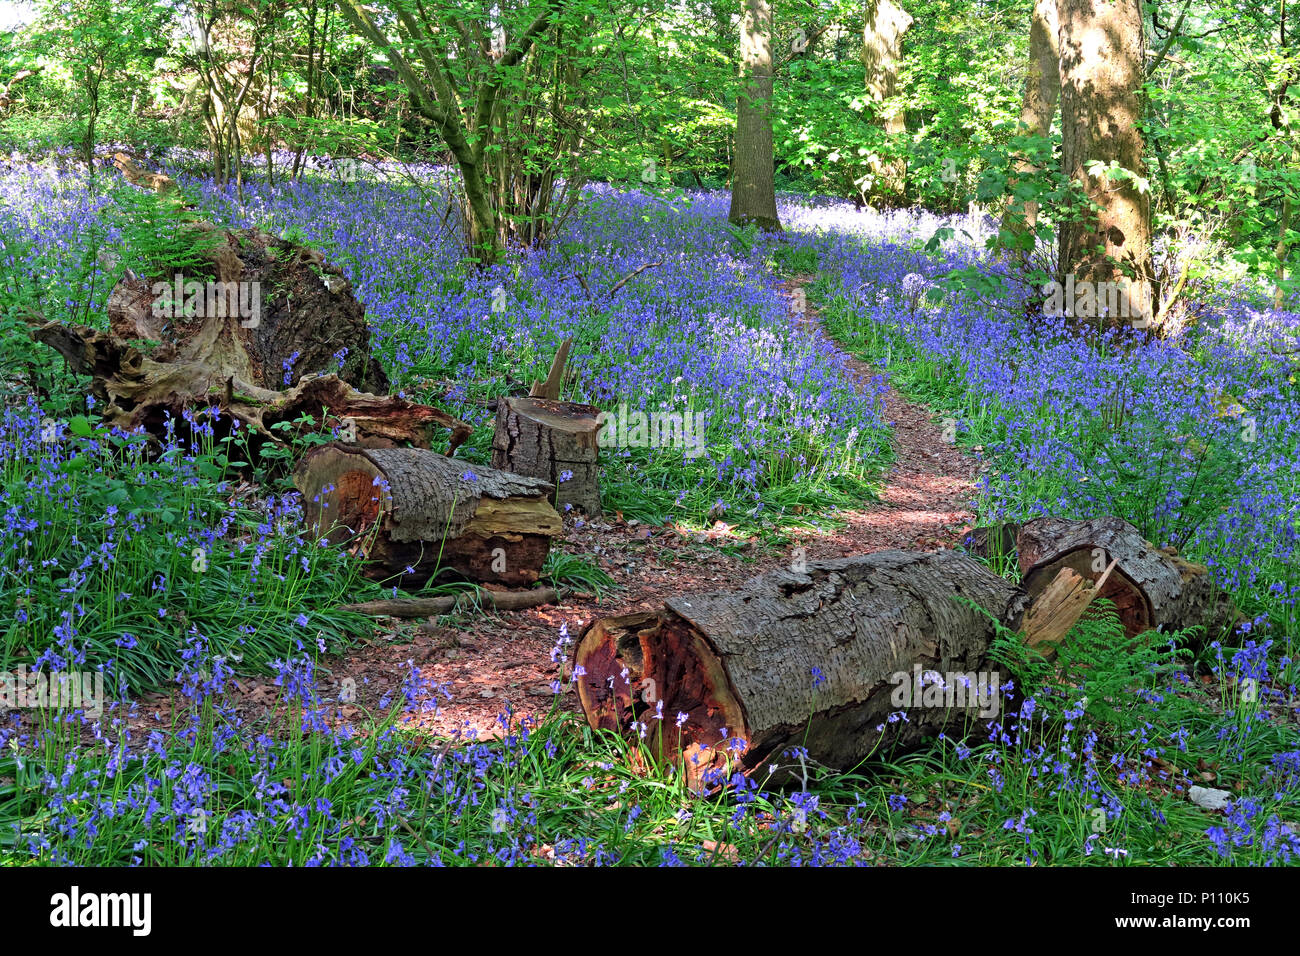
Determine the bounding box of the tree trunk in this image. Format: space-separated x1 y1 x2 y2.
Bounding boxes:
573 551 1018 787
861 0 913 206
728 0 782 231
1057 0 1154 328
295 446 563 588
1013 516 1235 639
491 397 601 516
1001 0 1059 247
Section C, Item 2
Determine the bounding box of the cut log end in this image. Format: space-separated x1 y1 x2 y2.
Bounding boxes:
1015 516 1235 641
491 395 601 516
574 610 747 782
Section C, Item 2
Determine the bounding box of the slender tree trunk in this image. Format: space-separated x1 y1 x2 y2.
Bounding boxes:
1276 186 1294 309
1269 6 1298 308
1001 0 1059 246
1057 0 1154 328
728 0 781 231
861 0 913 206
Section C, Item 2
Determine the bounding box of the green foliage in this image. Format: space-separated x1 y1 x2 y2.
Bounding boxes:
540 551 615 598
106 181 212 276
987 601 1193 731
0 416 370 694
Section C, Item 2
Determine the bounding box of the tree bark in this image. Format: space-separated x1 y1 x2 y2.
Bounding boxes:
1013 516 1236 639
728 0 782 231
491 397 601 516
861 0 913 206
574 551 1018 787
295 446 563 588
1001 0 1059 247
342 585 565 617
1057 0 1154 328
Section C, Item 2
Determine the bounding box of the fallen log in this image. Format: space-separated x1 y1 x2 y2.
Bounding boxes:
1013 516 1235 639
491 396 601 516
296 445 563 587
343 585 567 618
573 551 1018 788
109 152 179 195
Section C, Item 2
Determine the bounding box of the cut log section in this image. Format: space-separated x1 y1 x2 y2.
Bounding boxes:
295 445 562 587
573 551 1018 788
1013 516 1235 640
109 152 179 195
491 396 601 516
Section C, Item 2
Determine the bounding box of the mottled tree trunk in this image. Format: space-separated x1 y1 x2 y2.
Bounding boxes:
1057 0 1154 327
1001 0 1059 247
729 0 782 231
861 0 913 206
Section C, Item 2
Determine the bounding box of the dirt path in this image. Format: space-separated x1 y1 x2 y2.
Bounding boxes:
134 274 981 740
778 273 979 560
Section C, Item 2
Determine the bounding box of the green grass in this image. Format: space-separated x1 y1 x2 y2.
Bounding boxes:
3 601 1296 865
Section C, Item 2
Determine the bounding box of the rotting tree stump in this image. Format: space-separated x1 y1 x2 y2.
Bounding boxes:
491 396 601 516
30 223 470 452
1013 516 1235 640
573 551 1018 788
295 445 562 587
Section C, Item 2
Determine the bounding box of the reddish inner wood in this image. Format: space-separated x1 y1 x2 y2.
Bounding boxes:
576 613 744 787
330 468 385 541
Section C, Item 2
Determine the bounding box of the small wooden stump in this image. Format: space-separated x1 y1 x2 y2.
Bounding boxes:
491 396 601 516
295 445 562 587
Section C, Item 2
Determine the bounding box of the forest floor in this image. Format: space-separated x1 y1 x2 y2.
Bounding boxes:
117 274 985 739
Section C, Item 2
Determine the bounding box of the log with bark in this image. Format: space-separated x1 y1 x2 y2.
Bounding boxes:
573 551 1018 787
574 517 1235 787
342 585 567 618
491 396 601 516
295 445 563 587
29 223 469 452
1012 515 1236 639
109 152 180 195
